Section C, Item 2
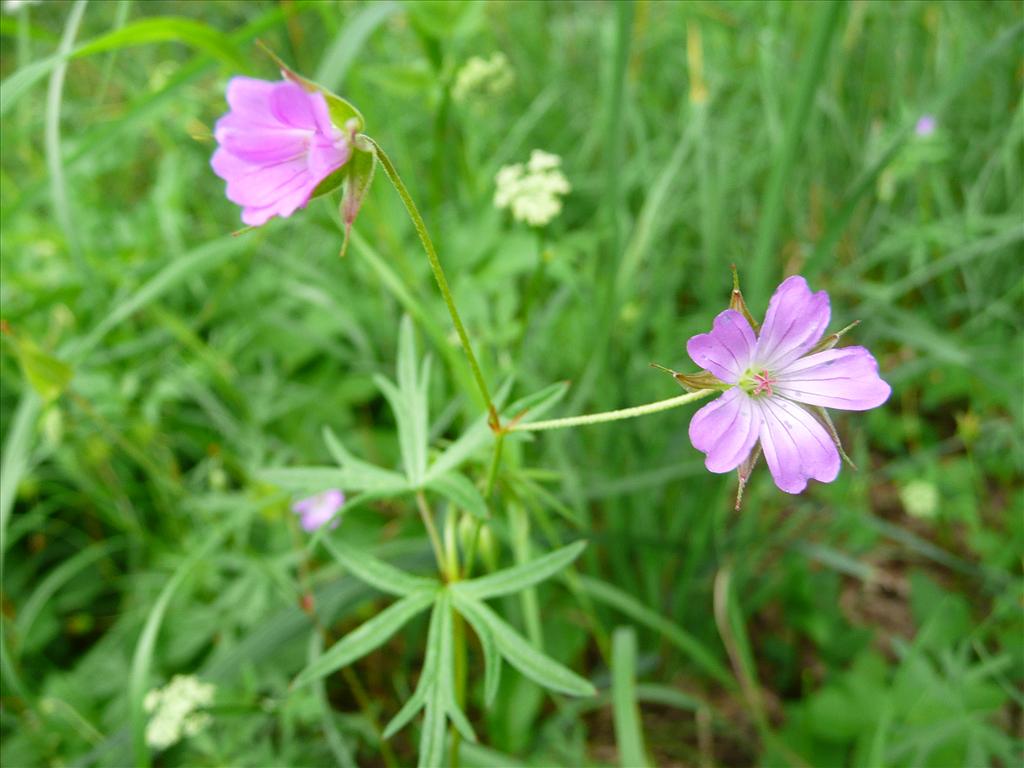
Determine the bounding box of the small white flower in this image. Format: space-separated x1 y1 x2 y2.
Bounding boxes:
494 150 571 227
143 675 216 750
453 52 514 103
900 480 939 519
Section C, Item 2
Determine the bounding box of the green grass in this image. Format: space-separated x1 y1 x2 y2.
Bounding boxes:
2 1 1022 766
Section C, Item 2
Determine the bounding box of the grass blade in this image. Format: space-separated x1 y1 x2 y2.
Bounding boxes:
611 627 650 768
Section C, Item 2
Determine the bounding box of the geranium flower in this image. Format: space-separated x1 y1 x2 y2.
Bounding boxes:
211 77 351 226
686 276 890 495
292 489 345 532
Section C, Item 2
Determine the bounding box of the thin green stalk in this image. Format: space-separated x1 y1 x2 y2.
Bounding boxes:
369 139 500 429
508 390 715 433
415 491 448 579
483 432 505 498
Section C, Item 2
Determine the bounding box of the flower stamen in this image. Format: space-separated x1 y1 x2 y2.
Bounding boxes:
752 369 776 397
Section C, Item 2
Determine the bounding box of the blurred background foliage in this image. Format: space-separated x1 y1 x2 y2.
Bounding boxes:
1 1 1022 766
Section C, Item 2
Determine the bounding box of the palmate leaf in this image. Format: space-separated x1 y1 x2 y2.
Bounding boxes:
292 588 435 688
452 540 587 600
322 537 438 597
451 591 596 698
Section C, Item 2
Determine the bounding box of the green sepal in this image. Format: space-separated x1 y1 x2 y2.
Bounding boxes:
338 143 377 258
811 407 857 470
650 363 729 393
729 265 759 332
808 320 861 355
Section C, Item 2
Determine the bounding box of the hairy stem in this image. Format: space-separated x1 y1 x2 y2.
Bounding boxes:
370 139 500 430
509 389 715 432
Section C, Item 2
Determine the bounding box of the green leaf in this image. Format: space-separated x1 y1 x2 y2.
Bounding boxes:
438 593 476 744
292 589 435 688
577 576 733 688
383 594 444 739
12 338 72 402
375 316 431 485
454 592 502 706
612 627 651 768
259 465 409 495
322 426 411 491
323 537 437 597
451 592 595 697
503 381 570 426
418 592 450 768
454 540 587 601
425 471 488 521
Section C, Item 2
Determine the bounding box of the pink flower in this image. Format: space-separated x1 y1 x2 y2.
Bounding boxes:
292 489 345 532
211 77 351 227
687 276 890 494
914 114 937 137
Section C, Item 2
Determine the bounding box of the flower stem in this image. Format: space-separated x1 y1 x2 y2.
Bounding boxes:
415 491 448 579
370 139 500 430
508 389 715 432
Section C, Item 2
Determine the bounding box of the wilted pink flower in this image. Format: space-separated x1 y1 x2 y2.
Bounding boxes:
914 114 937 137
687 276 890 494
211 77 351 226
292 489 345 532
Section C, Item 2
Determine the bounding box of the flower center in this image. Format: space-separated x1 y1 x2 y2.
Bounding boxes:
741 368 777 397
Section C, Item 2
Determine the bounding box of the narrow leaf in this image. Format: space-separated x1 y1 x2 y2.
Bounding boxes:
418 592 450 768
438 594 476 743
259 465 409 495
322 426 411 490
454 541 586 601
456 593 502 706
322 537 437 597
612 627 651 768
425 471 488 521
292 589 434 688
383 594 444 739
451 593 595 697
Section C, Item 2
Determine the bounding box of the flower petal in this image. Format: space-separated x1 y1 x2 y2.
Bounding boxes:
224 77 279 123
688 387 761 473
754 397 839 494
686 309 757 384
774 346 891 411
307 132 350 180
269 81 321 130
754 276 830 370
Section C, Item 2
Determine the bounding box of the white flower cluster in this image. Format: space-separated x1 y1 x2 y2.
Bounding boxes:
143 675 216 750
494 150 571 227
452 53 514 103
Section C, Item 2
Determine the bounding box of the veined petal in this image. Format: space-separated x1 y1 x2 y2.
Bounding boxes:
240 176 319 226
754 397 839 494
213 150 310 208
224 77 280 123
774 346 891 411
754 276 830 370
269 81 322 130
307 133 350 180
687 309 757 384
688 388 761 473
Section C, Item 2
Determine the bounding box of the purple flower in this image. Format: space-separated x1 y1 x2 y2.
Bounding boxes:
211 77 351 227
914 114 937 137
292 489 345 532
687 276 890 494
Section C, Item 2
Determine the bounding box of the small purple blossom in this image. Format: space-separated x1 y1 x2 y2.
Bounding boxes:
914 114 937 137
211 77 351 227
687 276 890 495
292 489 345 532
